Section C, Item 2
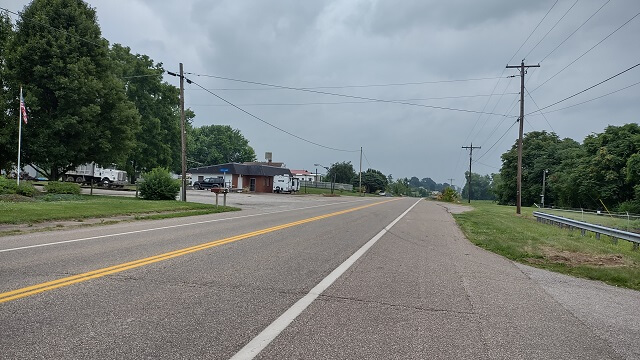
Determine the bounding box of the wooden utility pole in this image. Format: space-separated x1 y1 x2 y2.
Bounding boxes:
506 61 539 214
359 147 363 196
179 63 187 202
462 144 481 203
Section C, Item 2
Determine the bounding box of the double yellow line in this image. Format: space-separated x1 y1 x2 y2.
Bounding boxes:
0 199 396 304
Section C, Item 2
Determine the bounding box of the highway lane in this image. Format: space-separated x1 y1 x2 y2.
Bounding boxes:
1 197 638 359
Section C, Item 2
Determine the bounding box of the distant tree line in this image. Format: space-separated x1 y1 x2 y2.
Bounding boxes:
0 1 255 182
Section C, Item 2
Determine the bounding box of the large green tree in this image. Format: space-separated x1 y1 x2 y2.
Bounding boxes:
326 161 356 184
7 0 139 180
110 44 181 179
0 11 15 174
496 131 580 206
187 124 256 167
355 168 388 193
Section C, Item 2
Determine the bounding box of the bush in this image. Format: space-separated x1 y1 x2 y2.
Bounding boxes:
138 168 180 200
440 187 460 203
0 176 18 195
16 182 38 197
45 181 81 195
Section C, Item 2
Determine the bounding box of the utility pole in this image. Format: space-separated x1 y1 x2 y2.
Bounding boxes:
179 63 187 202
359 147 363 196
541 169 548 208
447 178 454 188
462 143 481 204
506 60 539 214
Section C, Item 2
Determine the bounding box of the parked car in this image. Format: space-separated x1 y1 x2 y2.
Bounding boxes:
193 177 224 190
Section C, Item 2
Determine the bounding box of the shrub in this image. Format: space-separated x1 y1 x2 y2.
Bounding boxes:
0 176 18 195
440 187 460 203
138 168 180 200
16 182 38 197
45 181 81 195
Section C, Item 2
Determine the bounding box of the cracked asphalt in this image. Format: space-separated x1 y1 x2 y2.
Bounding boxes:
1 197 638 359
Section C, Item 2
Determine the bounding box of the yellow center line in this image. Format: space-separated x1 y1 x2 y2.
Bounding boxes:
0 198 398 304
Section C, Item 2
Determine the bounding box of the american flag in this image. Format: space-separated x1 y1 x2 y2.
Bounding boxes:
20 92 28 124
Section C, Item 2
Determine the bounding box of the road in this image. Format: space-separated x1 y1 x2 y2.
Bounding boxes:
1 196 638 359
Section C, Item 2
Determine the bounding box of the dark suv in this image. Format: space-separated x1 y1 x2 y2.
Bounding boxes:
193 177 225 190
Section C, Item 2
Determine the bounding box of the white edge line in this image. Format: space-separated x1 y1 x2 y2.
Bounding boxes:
0 198 373 253
229 198 422 360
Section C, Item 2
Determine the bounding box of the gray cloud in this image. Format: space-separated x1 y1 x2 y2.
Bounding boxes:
5 0 639 184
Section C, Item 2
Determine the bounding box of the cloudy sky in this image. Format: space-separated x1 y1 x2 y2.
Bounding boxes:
5 0 640 185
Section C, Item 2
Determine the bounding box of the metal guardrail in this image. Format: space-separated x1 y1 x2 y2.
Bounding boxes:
533 211 639 250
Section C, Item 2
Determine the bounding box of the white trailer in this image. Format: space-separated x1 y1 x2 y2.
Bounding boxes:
273 174 300 193
63 163 128 187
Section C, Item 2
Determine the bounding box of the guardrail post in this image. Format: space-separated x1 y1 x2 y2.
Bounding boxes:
596 233 600 240
611 236 618 245
215 193 219 207
581 229 586 236
633 243 639 251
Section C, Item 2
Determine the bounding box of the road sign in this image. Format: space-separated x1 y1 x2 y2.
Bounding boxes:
219 168 229 172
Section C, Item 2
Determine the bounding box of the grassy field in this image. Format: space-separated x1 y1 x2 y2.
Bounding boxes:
453 201 640 291
0 194 239 224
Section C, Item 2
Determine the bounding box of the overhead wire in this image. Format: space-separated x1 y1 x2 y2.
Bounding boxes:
0 6 104 47
184 75 507 90
527 62 640 115
185 92 519 107
184 73 513 118
523 0 579 61
531 9 640 93
528 80 640 116
455 0 558 179
524 86 555 133
179 75 360 153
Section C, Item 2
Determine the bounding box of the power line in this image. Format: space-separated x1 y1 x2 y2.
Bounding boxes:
524 86 555 133
527 62 640 115
508 0 558 64
0 6 104 47
457 0 558 179
539 0 611 63
184 73 506 90
185 92 520 107
176 75 359 153
474 119 519 164
523 0 579 60
528 80 640 116
182 73 514 118
532 9 639 93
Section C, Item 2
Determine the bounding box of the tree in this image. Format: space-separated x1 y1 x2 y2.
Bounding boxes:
188 124 256 167
461 172 494 200
326 161 356 184
0 11 14 174
355 168 388 193
7 0 139 180
110 44 181 179
496 131 580 206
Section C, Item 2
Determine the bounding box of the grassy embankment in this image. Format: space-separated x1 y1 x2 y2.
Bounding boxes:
0 194 239 225
453 201 640 291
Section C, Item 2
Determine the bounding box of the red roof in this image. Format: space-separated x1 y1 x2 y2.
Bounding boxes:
290 169 312 175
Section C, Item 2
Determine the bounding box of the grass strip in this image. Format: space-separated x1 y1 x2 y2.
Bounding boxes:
0 195 239 224
452 201 640 291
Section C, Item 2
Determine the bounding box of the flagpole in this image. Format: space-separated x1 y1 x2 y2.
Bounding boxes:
17 86 23 186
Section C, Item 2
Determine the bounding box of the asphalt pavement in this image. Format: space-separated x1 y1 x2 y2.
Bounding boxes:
0 197 638 359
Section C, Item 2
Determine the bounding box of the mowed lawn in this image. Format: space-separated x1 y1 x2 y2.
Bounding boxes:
0 194 238 224
453 201 640 291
